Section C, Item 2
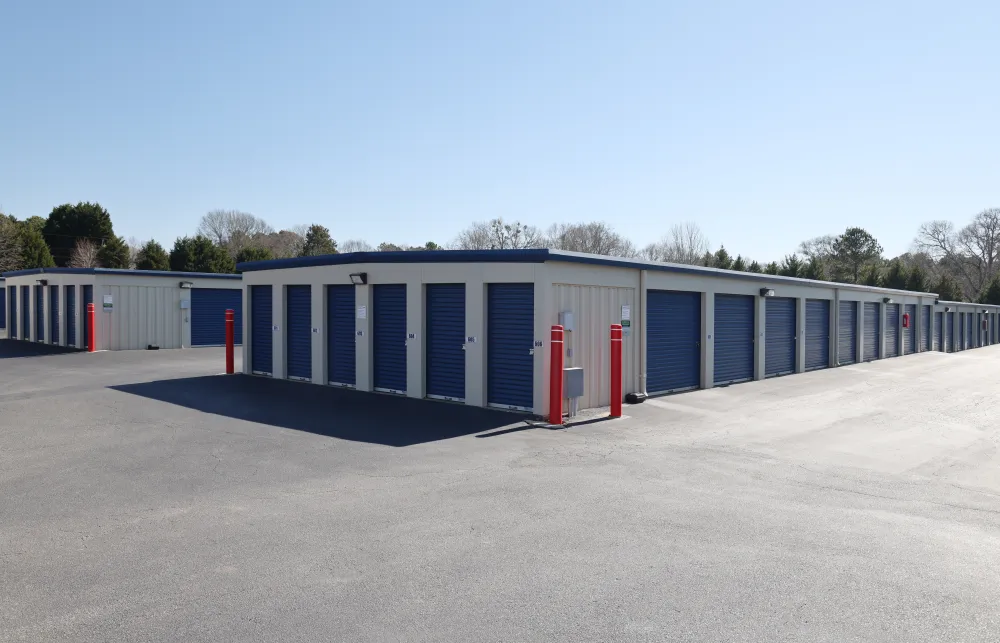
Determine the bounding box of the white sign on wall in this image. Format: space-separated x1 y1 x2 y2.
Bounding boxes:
357 305 367 319
103 295 114 312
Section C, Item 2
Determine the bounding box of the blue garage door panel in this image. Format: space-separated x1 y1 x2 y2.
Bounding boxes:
935 312 943 351
21 286 30 341
966 313 973 349
286 285 312 380
0 288 5 330
327 285 356 386
487 283 534 410
863 302 880 361
884 304 900 358
922 305 931 351
903 304 916 355
34 285 45 342
83 285 93 349
191 288 243 346
646 290 701 394
49 286 59 343
714 294 755 385
805 299 830 371
373 284 407 393
765 297 796 377
66 287 76 346
838 301 858 365
948 312 956 351
426 284 466 400
8 287 16 338
251 285 273 374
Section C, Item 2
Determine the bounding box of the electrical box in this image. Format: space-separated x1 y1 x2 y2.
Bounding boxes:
180 299 190 310
563 367 584 398
559 311 575 332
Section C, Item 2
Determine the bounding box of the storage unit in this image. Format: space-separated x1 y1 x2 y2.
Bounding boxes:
884 304 900 358
49 285 59 343
250 285 273 374
326 285 356 386
21 286 30 340
714 294 755 385
34 285 44 342
0 283 5 333
921 305 931 351
966 313 973 349
935 311 943 351
863 302 880 361
487 283 534 411
66 286 76 347
82 285 93 350
285 285 312 381
646 290 701 394
191 288 243 346
948 312 956 351
805 299 830 371
903 304 916 355
8 285 16 339
426 284 466 401
838 301 857 365
764 297 796 377
373 284 407 394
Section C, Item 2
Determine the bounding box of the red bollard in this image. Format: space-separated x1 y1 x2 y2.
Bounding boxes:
610 324 623 418
225 309 235 374
549 325 564 425
87 303 96 353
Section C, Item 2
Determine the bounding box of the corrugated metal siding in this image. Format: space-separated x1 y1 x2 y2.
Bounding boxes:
714 294 755 385
191 288 243 346
426 284 467 401
83 286 93 349
863 302 880 361
99 285 183 350
487 283 534 410
935 312 943 351
765 297 796 377
552 284 637 408
326 285 356 386
66 287 76 346
805 299 830 371
373 284 407 393
884 304 900 358
285 285 312 380
646 290 701 394
49 286 59 343
251 285 273 374
838 301 857 365
903 304 916 354
922 305 931 351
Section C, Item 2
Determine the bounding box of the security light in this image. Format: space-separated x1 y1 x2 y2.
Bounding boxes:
945 306 951 312
759 288 775 297
37 279 48 286
179 281 193 289
349 272 367 285
883 297 893 304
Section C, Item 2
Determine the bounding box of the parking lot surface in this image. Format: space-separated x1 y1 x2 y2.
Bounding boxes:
2 341 1000 642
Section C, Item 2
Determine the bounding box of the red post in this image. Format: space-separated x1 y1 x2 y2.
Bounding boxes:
225 309 235 374
86 303 96 353
549 325 564 425
611 324 623 418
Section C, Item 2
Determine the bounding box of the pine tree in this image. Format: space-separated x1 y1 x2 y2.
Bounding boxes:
800 257 826 280
979 275 1000 305
135 240 170 271
932 274 961 301
98 234 131 268
778 254 803 277
713 246 733 270
170 236 236 273
236 246 274 264
905 264 927 292
882 259 908 290
763 261 780 275
20 225 56 269
861 263 882 287
300 224 337 257
731 255 747 271
747 261 762 273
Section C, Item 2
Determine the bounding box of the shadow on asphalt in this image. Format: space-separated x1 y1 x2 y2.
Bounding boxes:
110 374 528 447
0 339 82 359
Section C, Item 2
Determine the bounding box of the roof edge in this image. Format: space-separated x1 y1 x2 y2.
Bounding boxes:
2 267 241 280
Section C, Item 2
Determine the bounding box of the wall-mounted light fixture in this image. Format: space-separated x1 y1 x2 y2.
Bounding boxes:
759 288 775 297
349 272 367 285
883 297 893 304
37 279 48 286
983 308 989 314
945 306 952 312
179 281 193 289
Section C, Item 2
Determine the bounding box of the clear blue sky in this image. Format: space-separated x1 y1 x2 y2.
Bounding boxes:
2 0 997 261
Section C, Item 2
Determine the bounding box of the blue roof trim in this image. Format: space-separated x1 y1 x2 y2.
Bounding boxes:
2 267 241 280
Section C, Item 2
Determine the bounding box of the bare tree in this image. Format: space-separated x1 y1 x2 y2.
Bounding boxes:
255 229 305 259
915 209 1000 298
69 239 101 268
797 234 837 262
546 222 637 257
0 216 23 272
197 210 274 257
453 218 545 250
340 239 373 253
640 223 709 264
125 236 143 270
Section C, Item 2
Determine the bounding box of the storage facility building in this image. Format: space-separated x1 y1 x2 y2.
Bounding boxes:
2 268 242 351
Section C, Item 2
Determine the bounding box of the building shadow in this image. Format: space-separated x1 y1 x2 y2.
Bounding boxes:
110 374 529 447
0 339 81 359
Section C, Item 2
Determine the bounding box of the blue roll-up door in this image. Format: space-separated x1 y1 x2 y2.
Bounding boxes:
863 302 880 361
34 286 44 342
487 283 534 411
21 286 31 341
714 294 755 385
838 301 858 365
191 288 243 346
966 313 973 349
884 304 900 358
922 306 931 351
805 299 830 371
935 312 943 351
82 285 93 349
992 314 996 345
326 285 356 386
286 285 312 381
948 312 955 351
646 290 701 394
765 297 796 378
8 287 16 338
373 284 407 394
66 287 76 347
426 284 466 401
0 288 5 330
903 304 916 355
251 285 273 375
49 286 59 344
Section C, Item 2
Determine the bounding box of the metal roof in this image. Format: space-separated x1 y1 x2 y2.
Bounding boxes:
236 248 939 298
1 267 241 280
